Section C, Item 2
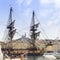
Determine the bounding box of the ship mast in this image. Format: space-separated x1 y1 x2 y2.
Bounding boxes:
30 11 40 48
7 7 16 48
6 7 16 57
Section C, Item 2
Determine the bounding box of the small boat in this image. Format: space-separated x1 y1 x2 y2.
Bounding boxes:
43 51 56 59
54 52 60 59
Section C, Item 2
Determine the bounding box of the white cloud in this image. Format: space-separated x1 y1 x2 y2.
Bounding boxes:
16 0 60 39
47 20 59 26
16 0 32 6
47 11 60 26
39 0 53 4
25 0 32 5
54 0 60 8
17 0 24 4
47 26 59 39
39 9 53 17
37 6 60 39
47 20 53 26
22 8 31 16
41 20 60 39
39 0 60 8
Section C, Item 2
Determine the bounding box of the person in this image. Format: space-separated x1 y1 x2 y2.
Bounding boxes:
0 45 3 60
20 54 24 60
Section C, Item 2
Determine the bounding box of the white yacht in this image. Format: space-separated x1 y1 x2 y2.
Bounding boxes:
43 51 56 59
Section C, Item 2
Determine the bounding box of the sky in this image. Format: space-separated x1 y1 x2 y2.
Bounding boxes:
0 0 60 41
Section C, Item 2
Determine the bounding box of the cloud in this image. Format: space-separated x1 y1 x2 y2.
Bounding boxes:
54 0 60 8
47 11 60 26
20 8 31 17
39 0 60 8
47 20 60 26
40 0 52 4
16 0 32 6
25 0 32 5
16 0 24 4
39 9 53 18
16 0 60 39
41 20 60 39
37 0 60 39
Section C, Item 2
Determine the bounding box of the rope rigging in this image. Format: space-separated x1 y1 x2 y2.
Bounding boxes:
34 13 49 39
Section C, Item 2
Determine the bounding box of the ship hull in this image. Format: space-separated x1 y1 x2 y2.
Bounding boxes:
26 53 43 56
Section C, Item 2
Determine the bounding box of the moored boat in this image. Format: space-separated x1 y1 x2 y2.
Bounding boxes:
43 52 56 59
54 52 60 59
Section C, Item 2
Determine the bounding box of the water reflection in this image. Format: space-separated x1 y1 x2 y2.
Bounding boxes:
27 56 38 60
25 56 60 60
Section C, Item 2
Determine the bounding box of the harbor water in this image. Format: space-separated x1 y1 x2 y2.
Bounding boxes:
24 56 60 60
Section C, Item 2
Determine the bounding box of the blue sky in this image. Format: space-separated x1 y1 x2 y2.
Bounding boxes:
0 0 60 41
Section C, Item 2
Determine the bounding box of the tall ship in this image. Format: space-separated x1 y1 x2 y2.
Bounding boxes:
1 7 45 59
0 7 60 60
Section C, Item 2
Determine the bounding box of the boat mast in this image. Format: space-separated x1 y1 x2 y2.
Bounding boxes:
30 11 40 48
7 7 16 48
5 7 16 57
